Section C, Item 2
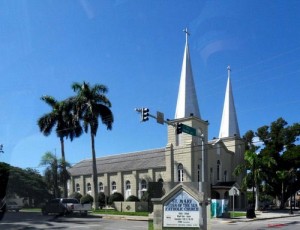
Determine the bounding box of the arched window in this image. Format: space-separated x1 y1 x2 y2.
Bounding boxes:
75 183 80 192
125 180 131 200
99 182 104 192
141 179 147 190
87 183 92 192
126 180 131 190
178 163 184 182
217 160 221 181
111 181 117 192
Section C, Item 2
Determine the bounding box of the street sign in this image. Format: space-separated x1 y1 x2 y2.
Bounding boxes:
156 111 164 125
229 186 240 196
181 124 196 136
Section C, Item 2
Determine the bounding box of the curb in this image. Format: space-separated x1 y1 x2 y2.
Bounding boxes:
91 213 149 221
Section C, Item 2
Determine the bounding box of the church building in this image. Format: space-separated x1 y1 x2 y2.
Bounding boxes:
68 31 246 209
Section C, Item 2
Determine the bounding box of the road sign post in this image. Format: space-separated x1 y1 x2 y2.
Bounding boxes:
181 124 196 136
229 186 240 218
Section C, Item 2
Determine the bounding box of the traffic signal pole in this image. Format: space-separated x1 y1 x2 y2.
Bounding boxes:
134 108 176 127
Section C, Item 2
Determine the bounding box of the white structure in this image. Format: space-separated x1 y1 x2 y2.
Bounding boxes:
219 66 240 138
68 30 246 209
175 28 200 119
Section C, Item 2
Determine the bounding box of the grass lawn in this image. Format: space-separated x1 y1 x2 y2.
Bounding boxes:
21 208 41 212
229 211 246 218
149 220 153 230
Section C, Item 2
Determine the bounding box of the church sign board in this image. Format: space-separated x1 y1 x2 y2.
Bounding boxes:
163 190 200 228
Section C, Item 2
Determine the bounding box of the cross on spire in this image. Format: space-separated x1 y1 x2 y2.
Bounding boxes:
183 27 190 43
227 65 231 78
175 27 200 119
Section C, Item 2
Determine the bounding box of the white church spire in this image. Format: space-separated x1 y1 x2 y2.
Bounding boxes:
175 28 200 119
219 66 240 138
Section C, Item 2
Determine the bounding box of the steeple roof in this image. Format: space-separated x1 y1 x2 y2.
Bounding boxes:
175 29 200 119
219 66 240 138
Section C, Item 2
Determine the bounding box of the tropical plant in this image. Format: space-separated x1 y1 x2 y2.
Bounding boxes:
234 149 276 210
255 118 300 207
235 118 300 210
40 151 71 198
72 82 114 209
276 170 290 209
38 96 82 197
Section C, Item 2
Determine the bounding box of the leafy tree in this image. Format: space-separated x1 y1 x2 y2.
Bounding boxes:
72 82 114 209
255 118 300 207
235 118 300 209
1 163 50 207
38 96 82 197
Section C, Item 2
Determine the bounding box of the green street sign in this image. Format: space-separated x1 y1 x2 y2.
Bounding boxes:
181 124 196 136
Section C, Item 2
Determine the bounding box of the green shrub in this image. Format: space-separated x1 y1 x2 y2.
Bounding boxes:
98 192 108 208
126 195 140 202
108 192 124 205
80 194 94 204
141 191 150 202
69 192 82 201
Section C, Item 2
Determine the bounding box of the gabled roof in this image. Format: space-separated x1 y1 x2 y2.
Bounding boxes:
175 29 200 119
219 66 240 138
68 148 166 176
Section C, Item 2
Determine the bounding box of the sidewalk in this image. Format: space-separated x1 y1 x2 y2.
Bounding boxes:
93 209 300 222
217 209 300 222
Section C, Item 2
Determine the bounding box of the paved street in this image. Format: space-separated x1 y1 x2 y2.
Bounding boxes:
1 210 300 230
0 212 148 230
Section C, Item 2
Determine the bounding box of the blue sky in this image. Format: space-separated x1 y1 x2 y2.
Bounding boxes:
1 0 300 173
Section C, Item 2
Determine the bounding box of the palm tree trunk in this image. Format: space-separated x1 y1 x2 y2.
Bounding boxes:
53 158 59 198
281 182 285 209
91 131 99 210
60 137 68 197
255 182 260 210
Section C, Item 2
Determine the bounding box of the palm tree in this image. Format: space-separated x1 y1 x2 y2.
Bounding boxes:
234 150 276 210
72 81 114 209
40 151 71 198
38 96 82 197
276 170 291 209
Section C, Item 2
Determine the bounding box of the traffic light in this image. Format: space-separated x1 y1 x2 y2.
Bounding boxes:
141 108 149 122
177 123 183 134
